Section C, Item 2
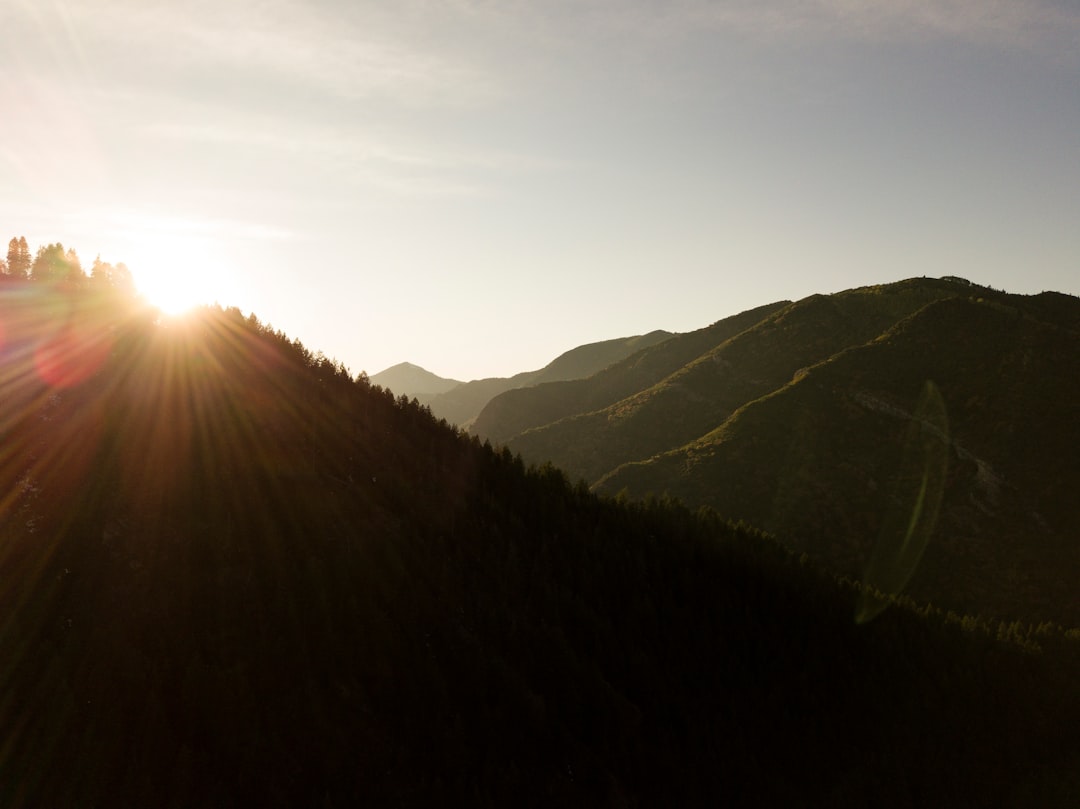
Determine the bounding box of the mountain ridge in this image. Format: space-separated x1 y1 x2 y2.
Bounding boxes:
593 292 1080 623
369 360 462 396
415 329 674 427
472 301 789 444
478 277 1080 625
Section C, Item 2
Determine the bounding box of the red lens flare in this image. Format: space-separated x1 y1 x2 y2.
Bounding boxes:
33 322 113 389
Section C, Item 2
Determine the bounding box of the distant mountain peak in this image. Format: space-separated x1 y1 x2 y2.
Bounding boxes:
370 362 461 397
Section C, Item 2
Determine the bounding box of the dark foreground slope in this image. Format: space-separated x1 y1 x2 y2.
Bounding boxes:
1 284 1079 807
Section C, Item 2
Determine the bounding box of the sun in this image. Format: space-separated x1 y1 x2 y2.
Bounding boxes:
139 272 207 316
129 240 236 316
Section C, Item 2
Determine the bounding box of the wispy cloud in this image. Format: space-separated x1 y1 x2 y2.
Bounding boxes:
138 117 567 198
42 0 504 108
2 0 530 200
96 209 294 242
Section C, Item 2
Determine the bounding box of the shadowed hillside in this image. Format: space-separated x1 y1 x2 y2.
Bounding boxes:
476 278 1080 625
595 291 1080 624
473 301 788 444
2 277 1079 806
416 330 673 428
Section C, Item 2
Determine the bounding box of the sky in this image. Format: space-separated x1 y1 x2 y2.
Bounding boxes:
1 0 1078 381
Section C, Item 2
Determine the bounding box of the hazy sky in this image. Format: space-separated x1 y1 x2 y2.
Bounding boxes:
2 1 1078 380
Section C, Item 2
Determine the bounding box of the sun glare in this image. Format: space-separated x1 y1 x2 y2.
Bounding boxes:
140 275 204 316
129 240 234 316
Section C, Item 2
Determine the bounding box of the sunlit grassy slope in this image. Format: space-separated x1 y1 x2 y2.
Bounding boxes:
473 300 789 444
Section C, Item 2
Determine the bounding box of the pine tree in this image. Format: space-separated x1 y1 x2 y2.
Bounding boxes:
31 242 85 283
6 236 31 278
90 255 136 295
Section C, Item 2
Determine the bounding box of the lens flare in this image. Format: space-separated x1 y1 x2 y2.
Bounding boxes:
856 380 949 624
34 322 112 389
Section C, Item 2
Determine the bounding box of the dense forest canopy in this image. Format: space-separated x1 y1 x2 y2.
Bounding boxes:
1 237 1079 806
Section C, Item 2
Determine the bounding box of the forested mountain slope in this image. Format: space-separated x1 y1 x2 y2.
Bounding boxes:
479 278 1080 624
2 278 1079 807
595 291 1080 624
473 301 788 444
416 329 673 427
496 279 968 480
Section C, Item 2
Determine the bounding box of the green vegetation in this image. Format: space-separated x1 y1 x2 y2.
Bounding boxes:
473 301 787 444
491 280 973 482
2 249 1079 805
477 278 1080 626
